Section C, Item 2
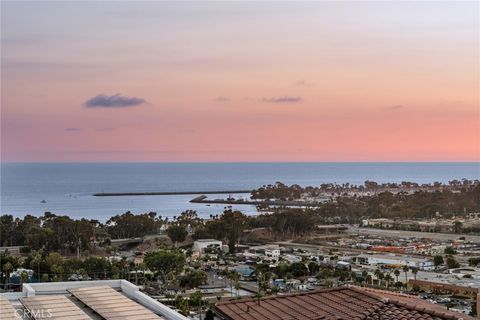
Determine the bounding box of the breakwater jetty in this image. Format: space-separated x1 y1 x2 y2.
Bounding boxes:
189 196 327 207
93 190 252 196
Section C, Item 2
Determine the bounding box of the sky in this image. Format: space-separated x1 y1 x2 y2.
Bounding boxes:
1 1 479 162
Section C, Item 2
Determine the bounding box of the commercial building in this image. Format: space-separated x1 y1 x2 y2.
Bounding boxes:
357 253 435 270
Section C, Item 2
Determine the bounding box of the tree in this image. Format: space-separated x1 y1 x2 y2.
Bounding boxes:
446 256 460 269
106 211 161 239
177 210 202 230
468 257 480 267
411 267 418 281
20 271 29 286
402 265 409 287
232 272 241 297
189 290 204 318
374 269 384 287
444 246 456 255
175 296 190 316
166 225 188 246
453 221 463 234
318 267 332 280
179 270 208 289
361 270 369 286
220 209 247 253
205 309 215 320
308 262 319 275
46 252 64 280
384 274 392 289
83 257 110 279
0 251 22 289
366 274 373 286
290 262 308 277
433 255 444 267
226 271 239 298
393 269 400 283
144 250 186 282
3 262 13 290
31 250 44 280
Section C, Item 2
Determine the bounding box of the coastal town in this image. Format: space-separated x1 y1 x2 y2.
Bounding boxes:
1 180 479 319
2 0 477 318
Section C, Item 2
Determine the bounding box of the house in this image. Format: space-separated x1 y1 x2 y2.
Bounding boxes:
193 239 223 253
214 286 473 320
265 247 280 260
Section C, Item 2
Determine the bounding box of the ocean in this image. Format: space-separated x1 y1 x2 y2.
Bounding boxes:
1 162 478 221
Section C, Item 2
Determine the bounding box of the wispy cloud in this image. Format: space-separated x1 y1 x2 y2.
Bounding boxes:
213 96 230 102
262 96 303 104
293 80 313 87
64 127 82 132
84 94 146 108
388 105 404 111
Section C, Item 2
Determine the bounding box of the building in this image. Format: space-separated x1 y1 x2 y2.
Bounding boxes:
357 253 435 270
0 280 187 320
247 245 281 261
193 239 223 253
264 247 280 260
214 286 473 320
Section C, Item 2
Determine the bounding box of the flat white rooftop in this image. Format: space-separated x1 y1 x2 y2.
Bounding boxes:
0 280 188 320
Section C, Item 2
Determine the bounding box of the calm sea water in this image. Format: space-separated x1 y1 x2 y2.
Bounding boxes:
1 163 479 221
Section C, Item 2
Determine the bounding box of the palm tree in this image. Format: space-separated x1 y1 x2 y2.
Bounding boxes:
374 269 384 288
138 263 147 285
366 275 373 286
3 262 13 290
226 271 236 298
411 267 418 282
361 270 368 286
384 274 392 289
233 273 241 298
350 271 358 283
402 265 409 289
393 269 400 283
20 271 29 287
31 250 43 281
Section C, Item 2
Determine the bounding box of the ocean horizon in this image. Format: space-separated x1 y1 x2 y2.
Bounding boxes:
1 162 479 221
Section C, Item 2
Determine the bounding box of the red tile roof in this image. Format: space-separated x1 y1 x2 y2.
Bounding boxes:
214 286 473 320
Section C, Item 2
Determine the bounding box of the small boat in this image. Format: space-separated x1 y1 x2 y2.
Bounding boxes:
40 200 47 203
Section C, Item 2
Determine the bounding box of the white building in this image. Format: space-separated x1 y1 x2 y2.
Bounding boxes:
246 245 281 261
283 254 302 263
265 246 281 261
357 254 434 270
193 239 223 253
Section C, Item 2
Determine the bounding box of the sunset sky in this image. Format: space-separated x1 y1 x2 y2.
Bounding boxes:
1 1 479 162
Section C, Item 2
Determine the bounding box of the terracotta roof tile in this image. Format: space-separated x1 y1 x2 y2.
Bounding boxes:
214 286 472 320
